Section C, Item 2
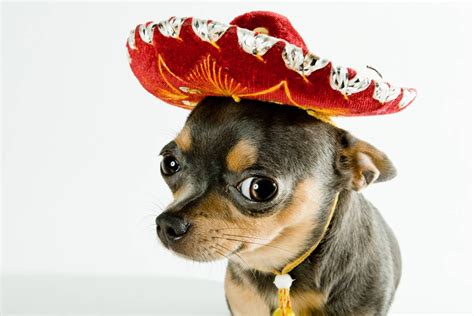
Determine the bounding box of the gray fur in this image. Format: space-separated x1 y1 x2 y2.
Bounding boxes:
158 97 402 315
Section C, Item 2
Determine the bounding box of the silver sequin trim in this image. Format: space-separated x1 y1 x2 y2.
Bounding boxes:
157 17 186 38
192 18 230 43
138 24 153 44
330 66 370 96
126 48 131 63
128 17 411 104
128 28 136 49
128 17 186 49
398 89 417 108
181 100 198 106
179 86 202 94
373 81 401 103
236 28 278 56
282 43 329 76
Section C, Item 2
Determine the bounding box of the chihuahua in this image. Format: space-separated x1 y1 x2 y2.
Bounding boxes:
155 97 401 315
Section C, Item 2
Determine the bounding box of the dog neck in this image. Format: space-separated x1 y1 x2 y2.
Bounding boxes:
230 191 345 274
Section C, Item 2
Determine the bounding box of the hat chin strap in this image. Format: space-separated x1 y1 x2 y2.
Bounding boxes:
271 192 340 316
306 110 335 126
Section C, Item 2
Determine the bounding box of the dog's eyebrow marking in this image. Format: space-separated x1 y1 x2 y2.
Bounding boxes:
172 182 192 200
175 126 192 152
168 182 195 211
226 139 258 173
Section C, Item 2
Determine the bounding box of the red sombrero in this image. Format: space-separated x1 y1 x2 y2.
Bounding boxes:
126 11 416 118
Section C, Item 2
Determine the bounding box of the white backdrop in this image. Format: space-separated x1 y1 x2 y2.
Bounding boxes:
2 2 472 315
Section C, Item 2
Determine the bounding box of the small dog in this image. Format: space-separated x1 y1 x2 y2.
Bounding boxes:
156 97 401 315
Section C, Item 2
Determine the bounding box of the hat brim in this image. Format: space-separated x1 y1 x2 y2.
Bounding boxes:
127 16 416 117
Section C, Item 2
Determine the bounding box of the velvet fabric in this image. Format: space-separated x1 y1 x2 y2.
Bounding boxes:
127 11 416 117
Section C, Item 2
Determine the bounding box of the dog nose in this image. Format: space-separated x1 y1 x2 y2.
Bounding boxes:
155 213 190 242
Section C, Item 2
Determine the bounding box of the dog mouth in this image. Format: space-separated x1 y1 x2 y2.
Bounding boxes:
155 214 283 263
156 225 249 262
166 241 244 262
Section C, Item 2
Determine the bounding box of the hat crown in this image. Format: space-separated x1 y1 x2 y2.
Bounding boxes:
229 11 308 50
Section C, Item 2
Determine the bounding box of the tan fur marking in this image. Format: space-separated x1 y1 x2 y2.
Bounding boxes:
236 178 323 272
172 182 191 199
172 192 237 260
225 267 270 316
175 126 192 152
292 291 326 315
167 178 326 274
341 137 396 187
226 139 258 173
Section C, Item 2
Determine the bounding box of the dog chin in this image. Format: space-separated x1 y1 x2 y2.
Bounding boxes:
169 248 224 262
158 240 218 262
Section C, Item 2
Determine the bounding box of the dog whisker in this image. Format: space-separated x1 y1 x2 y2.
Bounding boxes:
151 203 165 211
214 243 257 279
214 243 236 256
222 233 278 242
212 236 294 254
210 246 228 260
213 228 290 240
213 227 256 232
140 213 161 221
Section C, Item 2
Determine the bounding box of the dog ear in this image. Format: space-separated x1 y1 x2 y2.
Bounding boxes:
337 130 397 191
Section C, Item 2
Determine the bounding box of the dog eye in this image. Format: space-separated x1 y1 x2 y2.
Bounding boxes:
238 177 278 202
161 155 181 175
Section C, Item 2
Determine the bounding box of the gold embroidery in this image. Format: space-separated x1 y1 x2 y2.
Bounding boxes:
154 54 345 117
156 55 188 102
239 81 299 106
186 55 246 97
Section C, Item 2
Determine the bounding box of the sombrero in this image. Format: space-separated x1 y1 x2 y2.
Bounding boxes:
126 11 416 119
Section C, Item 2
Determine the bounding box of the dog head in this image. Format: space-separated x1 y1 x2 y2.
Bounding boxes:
155 97 396 271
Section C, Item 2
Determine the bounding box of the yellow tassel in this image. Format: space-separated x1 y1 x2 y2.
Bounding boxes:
273 274 295 316
271 195 340 316
273 288 295 316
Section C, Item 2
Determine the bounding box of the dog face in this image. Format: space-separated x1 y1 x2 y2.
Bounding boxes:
155 97 396 272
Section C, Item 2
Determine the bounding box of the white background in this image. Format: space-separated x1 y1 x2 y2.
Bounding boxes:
1 2 472 315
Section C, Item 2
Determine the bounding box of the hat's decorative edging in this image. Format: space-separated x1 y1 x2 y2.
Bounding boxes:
127 15 417 116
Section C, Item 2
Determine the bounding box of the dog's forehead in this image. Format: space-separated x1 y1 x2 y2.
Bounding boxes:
182 99 261 155
182 113 263 173
176 97 335 176
185 97 318 144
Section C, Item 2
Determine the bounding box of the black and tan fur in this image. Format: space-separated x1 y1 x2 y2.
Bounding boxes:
155 97 401 315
